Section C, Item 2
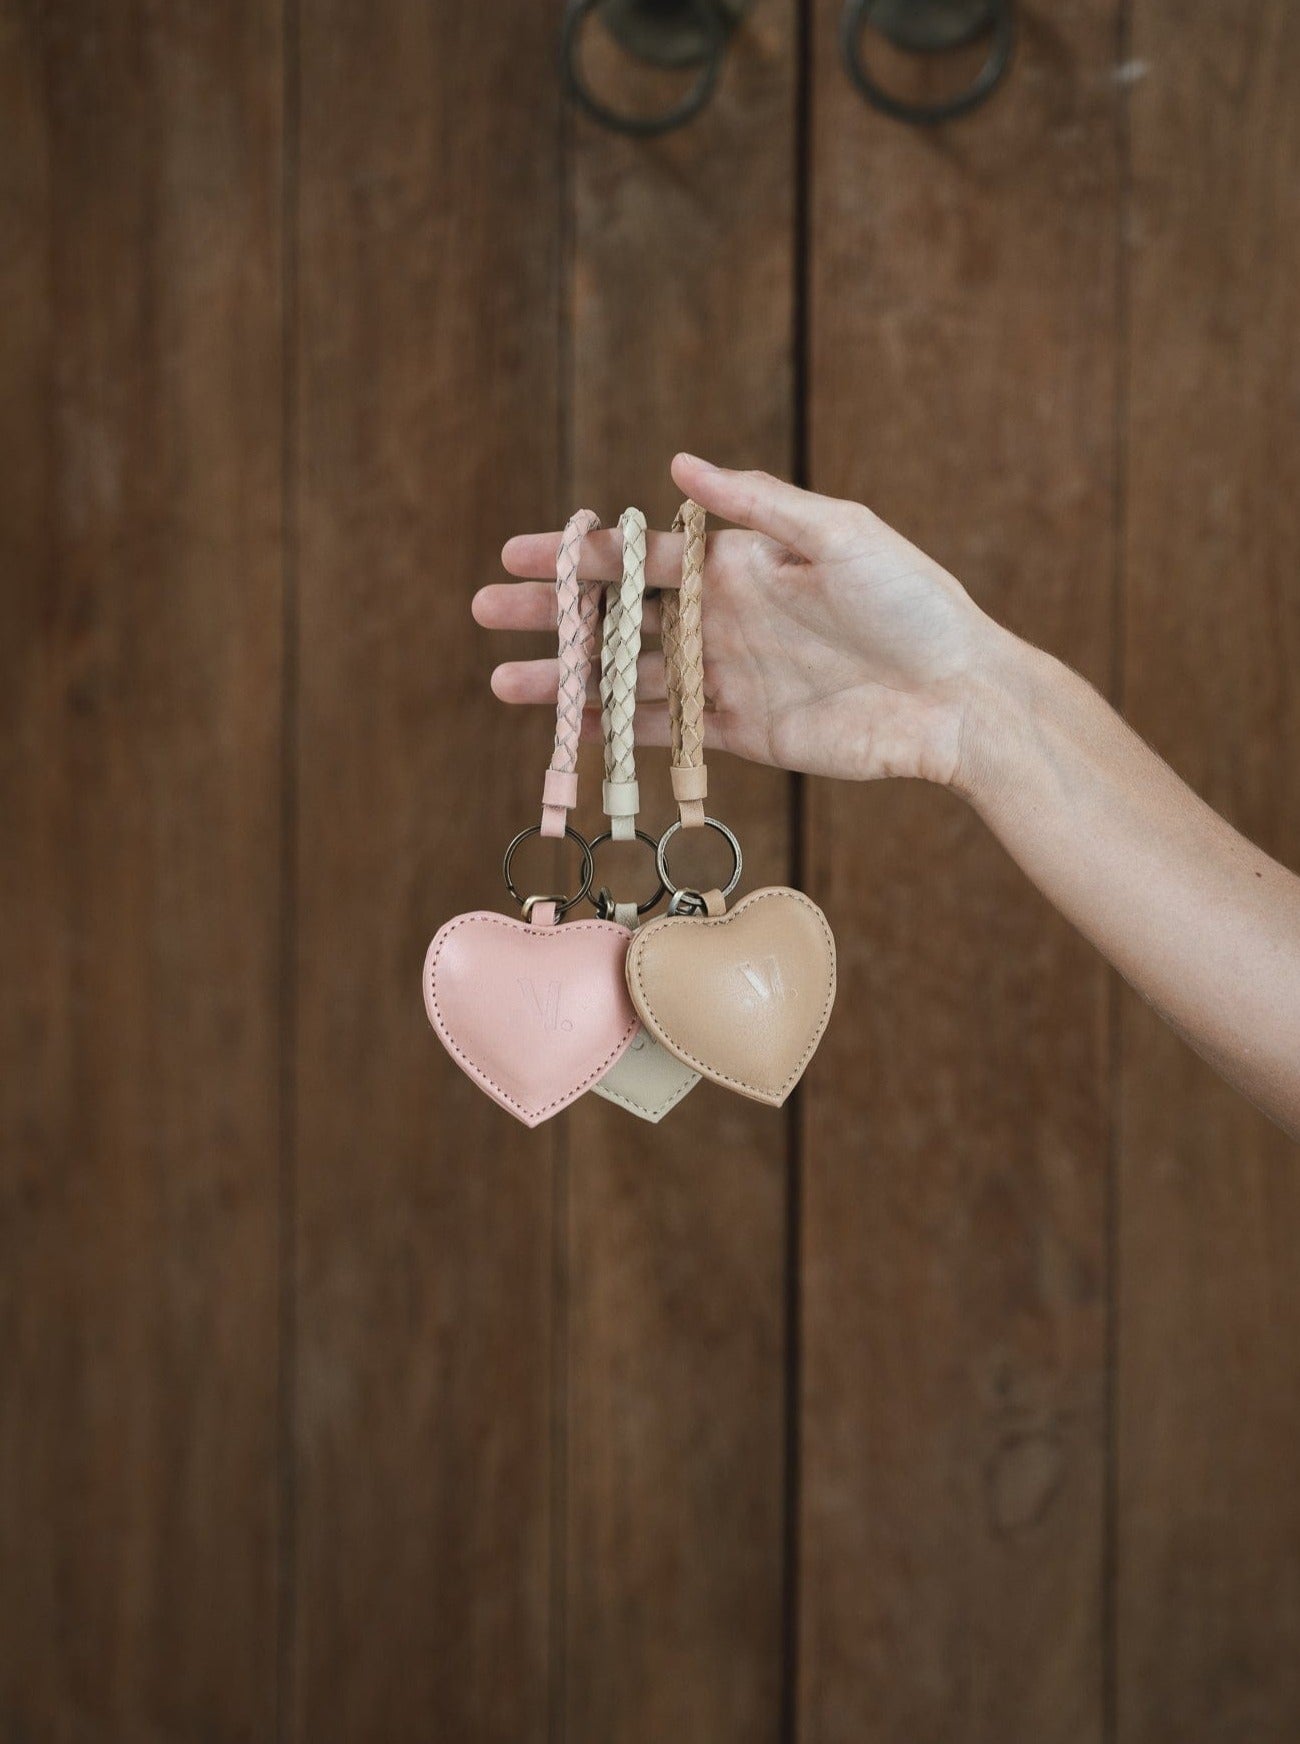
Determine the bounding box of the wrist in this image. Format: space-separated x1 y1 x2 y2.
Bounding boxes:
950 622 1056 810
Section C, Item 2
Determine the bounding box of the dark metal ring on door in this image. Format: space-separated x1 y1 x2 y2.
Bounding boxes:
840 0 1015 125
560 0 730 138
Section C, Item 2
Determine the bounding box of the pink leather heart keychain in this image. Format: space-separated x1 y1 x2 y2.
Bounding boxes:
624 500 838 1108
423 509 639 1127
587 507 700 1123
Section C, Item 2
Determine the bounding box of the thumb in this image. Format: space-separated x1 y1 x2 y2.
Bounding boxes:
670 453 846 557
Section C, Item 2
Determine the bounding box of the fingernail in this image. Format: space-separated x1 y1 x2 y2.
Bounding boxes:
678 451 716 473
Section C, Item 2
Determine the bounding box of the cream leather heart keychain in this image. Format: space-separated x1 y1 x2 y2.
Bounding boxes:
587 506 700 1123
625 500 838 1107
423 509 639 1127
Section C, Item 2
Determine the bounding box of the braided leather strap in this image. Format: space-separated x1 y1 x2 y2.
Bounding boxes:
661 499 708 828
599 507 647 842
541 508 601 837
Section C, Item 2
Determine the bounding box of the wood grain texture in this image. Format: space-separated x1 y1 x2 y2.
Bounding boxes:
800 4 1120 1740
0 3 283 1739
1117 4 1300 1737
561 7 797 1741
291 3 566 1740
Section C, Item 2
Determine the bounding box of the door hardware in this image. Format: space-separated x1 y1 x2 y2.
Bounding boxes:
560 0 752 137
840 0 1014 124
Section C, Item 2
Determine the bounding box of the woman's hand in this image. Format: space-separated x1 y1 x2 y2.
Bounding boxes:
475 452 1300 1137
473 452 1007 788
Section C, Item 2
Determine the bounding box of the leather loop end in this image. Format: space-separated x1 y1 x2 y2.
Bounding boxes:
678 798 707 830
701 888 726 917
539 806 566 839
528 900 558 928
602 779 639 818
543 767 579 811
671 765 707 803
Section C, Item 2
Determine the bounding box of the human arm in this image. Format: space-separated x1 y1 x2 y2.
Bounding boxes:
473 453 1300 1136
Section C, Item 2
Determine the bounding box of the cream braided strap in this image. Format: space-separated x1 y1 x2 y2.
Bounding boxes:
661 498 708 829
599 507 647 842
541 508 602 838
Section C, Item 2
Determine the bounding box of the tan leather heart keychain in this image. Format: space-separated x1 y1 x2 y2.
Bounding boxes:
588 506 701 1123
625 500 838 1107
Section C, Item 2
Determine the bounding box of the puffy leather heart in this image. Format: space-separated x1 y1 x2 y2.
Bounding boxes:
424 911 638 1128
593 1027 699 1123
625 887 836 1107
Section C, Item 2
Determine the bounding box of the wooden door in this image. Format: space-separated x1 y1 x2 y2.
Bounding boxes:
2 6 284 1736
3 3 1298 1741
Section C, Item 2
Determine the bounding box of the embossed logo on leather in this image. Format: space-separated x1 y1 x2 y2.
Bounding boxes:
736 956 790 1005
623 888 836 1107
517 978 573 1032
424 913 637 1128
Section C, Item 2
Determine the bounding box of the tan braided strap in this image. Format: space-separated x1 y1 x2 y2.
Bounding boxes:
599 507 647 841
541 507 602 838
661 499 708 828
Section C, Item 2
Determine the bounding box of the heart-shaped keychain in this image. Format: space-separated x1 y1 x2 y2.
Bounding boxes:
423 509 639 1127
624 499 838 1107
627 887 836 1107
428 907 639 1126
587 506 700 1123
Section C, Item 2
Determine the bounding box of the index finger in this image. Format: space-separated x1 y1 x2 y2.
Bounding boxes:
501 528 685 588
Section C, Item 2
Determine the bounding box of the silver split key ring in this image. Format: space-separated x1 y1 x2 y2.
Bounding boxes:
655 815 743 905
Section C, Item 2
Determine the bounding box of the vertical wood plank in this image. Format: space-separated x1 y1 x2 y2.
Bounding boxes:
800 4 1121 1740
292 3 564 1740
1118 5 1300 1738
562 7 797 1742
0 3 283 1738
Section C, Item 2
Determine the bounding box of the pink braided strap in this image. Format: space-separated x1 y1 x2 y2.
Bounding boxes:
541 508 601 837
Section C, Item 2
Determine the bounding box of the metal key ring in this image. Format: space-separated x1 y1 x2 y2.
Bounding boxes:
655 816 743 901
503 824 594 918
560 0 727 138
840 0 1014 126
584 828 668 916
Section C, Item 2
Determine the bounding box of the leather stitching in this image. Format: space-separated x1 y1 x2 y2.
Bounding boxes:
589 874 699 1122
427 913 637 1119
626 889 836 1103
592 1044 701 1121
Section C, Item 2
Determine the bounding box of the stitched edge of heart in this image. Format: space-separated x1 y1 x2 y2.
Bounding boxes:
625 888 837 1106
425 912 637 1124
592 1035 701 1122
